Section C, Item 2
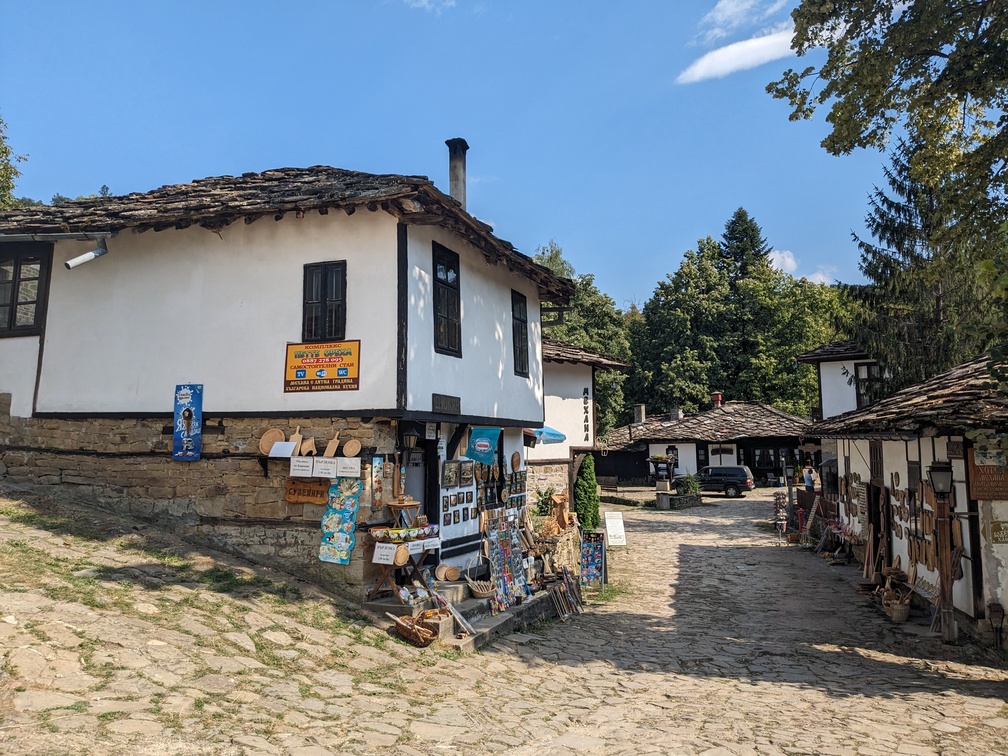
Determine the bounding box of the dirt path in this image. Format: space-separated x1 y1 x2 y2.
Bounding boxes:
1 488 1006 755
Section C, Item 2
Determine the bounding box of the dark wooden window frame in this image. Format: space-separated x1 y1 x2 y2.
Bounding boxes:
854 360 881 409
302 260 347 342
433 242 461 358
0 242 52 338
511 289 529 377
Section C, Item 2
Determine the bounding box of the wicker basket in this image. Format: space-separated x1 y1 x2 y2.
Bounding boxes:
885 602 910 623
389 614 438 647
465 575 495 599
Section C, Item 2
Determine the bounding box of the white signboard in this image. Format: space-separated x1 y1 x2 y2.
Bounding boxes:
289 457 314 477
336 457 362 478
312 457 338 479
372 542 398 565
426 422 438 440
604 511 627 547
407 540 424 555
423 537 441 551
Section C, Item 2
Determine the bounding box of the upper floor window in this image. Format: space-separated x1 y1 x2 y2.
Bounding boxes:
303 261 346 342
855 361 881 408
512 290 529 377
433 242 461 357
0 244 50 337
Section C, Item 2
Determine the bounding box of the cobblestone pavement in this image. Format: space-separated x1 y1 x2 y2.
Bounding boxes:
1 488 1007 755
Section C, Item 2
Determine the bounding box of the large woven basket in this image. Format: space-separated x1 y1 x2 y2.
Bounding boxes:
884 602 910 623
394 615 438 647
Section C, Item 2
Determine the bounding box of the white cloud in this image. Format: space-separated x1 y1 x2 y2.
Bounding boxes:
677 28 794 83
769 248 797 273
699 0 761 43
403 0 456 13
807 267 835 284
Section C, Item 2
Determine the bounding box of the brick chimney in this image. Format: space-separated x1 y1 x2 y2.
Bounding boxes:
633 404 646 425
711 391 723 408
445 137 469 211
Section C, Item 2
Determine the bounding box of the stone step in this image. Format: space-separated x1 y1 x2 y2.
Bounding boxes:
444 589 563 652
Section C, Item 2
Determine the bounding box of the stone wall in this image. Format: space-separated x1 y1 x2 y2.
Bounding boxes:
0 394 396 600
528 461 571 500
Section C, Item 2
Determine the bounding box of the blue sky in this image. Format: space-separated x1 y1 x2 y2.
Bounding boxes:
1 1 886 309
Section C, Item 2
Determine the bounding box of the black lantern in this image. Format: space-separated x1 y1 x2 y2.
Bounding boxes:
990 602 1005 650
927 461 953 495
401 424 422 450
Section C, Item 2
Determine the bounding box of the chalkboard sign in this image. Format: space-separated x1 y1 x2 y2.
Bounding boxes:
581 531 605 587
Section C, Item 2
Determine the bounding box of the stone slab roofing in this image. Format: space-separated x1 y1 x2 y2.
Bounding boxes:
813 355 1007 438
796 340 870 364
0 166 574 302
603 401 812 450
542 338 629 370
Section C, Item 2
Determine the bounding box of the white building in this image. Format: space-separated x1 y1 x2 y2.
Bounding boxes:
813 355 1008 643
526 339 627 497
797 341 880 420
0 140 573 599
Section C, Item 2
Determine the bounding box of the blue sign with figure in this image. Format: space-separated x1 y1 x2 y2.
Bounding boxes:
172 384 203 462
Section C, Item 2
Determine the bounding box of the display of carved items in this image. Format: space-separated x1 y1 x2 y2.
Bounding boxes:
551 493 573 530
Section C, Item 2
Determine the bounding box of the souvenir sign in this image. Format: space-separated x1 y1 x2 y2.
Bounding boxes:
373 542 398 565
336 457 361 477
290 456 314 477
423 537 440 551
408 540 424 555
285 479 329 504
312 456 338 479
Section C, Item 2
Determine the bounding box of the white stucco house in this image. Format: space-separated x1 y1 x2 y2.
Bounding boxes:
525 338 627 497
796 341 880 420
813 355 1008 643
0 139 574 599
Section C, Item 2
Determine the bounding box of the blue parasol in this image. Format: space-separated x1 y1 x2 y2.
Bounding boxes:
533 426 567 444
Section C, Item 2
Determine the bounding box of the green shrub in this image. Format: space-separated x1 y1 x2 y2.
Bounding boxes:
534 486 555 516
573 454 601 530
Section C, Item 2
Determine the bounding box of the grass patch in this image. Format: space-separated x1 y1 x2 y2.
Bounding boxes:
0 503 109 542
587 581 629 604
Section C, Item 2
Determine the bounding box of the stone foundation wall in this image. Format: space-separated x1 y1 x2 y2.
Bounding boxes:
0 394 395 600
528 461 571 500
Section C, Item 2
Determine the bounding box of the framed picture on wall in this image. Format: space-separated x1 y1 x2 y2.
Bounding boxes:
470 507 477 520
460 460 474 486
442 496 449 512
450 493 458 506
443 513 451 526
442 460 459 487
462 507 469 522
452 510 461 524
466 490 474 504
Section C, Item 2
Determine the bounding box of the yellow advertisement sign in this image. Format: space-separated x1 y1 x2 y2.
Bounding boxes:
284 340 360 392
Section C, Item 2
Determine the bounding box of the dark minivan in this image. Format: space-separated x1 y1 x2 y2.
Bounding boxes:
674 465 755 497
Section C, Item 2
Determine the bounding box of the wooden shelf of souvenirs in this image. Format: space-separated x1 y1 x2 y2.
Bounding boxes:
366 516 439 603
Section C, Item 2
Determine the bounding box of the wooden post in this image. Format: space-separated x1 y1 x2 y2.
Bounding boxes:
935 491 956 643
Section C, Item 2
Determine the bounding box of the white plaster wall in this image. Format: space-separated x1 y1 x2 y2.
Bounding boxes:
0 335 41 417
37 212 399 413
405 226 543 423
528 361 591 462
820 361 858 418
645 442 698 476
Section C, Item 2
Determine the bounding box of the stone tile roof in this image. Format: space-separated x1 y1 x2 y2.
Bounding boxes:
796 340 870 364
601 401 812 450
0 166 574 301
542 339 629 370
813 355 1007 438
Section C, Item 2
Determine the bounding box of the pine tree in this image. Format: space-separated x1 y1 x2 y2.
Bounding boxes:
840 140 994 395
572 453 601 531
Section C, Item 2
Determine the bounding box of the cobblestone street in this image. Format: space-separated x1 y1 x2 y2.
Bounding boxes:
1 489 1007 755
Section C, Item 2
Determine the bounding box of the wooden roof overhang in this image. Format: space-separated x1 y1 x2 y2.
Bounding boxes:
542 339 629 370
811 356 1007 440
0 166 575 302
